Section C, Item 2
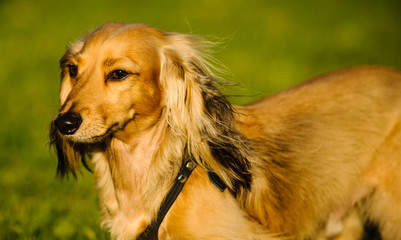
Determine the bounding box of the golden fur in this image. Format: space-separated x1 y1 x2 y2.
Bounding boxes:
50 22 401 240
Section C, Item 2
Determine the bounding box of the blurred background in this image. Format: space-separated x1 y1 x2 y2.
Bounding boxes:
1 0 400 239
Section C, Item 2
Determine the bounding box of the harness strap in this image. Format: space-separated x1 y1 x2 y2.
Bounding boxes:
136 158 196 240
207 171 227 192
136 157 227 240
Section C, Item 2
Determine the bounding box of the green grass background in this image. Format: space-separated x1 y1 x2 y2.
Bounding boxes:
1 0 400 239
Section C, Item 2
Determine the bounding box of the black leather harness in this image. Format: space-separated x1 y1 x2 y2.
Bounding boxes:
136 157 226 240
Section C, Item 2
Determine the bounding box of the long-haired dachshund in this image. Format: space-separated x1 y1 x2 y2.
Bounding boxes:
50 22 401 240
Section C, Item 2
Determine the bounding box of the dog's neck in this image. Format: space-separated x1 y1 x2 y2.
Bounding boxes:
92 117 183 238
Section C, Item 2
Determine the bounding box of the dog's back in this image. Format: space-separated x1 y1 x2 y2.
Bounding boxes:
234 65 401 239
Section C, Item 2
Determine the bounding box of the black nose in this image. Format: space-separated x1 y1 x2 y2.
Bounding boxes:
54 112 82 135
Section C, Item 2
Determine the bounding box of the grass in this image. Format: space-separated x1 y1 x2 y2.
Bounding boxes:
1 0 400 239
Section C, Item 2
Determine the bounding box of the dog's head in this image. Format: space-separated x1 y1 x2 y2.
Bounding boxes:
50 22 251 192
50 22 212 177
54 23 165 144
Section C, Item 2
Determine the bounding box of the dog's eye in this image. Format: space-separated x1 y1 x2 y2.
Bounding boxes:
67 64 78 78
108 70 129 81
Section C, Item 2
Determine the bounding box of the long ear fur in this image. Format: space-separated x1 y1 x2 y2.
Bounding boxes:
160 33 252 194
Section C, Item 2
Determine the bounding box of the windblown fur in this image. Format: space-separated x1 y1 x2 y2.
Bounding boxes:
50 22 401 240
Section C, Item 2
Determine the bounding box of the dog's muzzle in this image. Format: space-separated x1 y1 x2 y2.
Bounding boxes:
54 112 82 135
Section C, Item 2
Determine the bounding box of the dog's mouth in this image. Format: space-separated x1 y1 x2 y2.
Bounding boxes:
59 118 135 144
54 110 137 144
85 122 121 143
67 122 123 144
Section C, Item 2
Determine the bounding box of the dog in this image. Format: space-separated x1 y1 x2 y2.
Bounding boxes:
50 22 401 240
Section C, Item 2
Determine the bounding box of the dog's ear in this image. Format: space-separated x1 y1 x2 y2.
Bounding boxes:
160 34 252 194
49 120 83 178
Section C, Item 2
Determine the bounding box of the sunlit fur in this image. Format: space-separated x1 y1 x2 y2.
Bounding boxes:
50 22 401 240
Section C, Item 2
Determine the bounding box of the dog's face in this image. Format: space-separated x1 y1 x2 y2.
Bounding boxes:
55 23 164 143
